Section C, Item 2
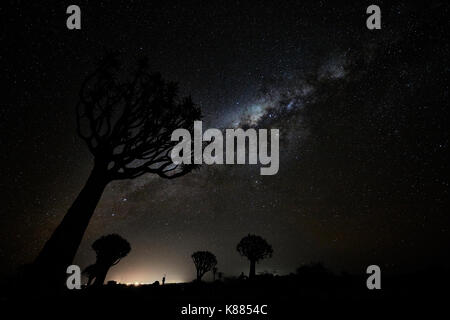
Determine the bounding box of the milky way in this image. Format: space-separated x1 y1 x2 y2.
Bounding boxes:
230 54 347 129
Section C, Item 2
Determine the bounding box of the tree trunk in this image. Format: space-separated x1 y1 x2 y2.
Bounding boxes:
93 264 109 286
34 164 109 289
249 260 256 279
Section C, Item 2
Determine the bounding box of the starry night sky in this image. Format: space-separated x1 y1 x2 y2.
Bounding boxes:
1 1 449 283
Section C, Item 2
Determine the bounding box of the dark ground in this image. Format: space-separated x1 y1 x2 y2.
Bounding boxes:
1 269 448 318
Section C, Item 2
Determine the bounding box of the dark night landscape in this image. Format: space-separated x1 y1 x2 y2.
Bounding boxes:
1 1 449 317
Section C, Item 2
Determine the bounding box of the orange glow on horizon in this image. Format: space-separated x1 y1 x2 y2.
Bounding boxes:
110 273 186 285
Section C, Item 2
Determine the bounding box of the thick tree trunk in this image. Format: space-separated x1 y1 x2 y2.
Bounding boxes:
34 164 109 289
93 264 110 286
249 260 256 279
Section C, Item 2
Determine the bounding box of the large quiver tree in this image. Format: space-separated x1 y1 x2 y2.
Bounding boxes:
34 54 200 288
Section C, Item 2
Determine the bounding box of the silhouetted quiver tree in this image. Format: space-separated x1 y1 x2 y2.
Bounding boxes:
91 234 131 286
237 234 273 279
191 251 217 281
34 54 201 288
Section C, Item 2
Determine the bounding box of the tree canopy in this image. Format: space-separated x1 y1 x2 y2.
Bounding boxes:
237 234 273 263
77 53 201 181
92 233 131 265
191 251 217 281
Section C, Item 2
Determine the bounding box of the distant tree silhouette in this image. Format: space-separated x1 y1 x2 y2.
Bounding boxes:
191 251 217 281
296 262 328 275
34 54 201 287
90 234 131 286
238 271 248 280
295 262 332 287
237 234 273 279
